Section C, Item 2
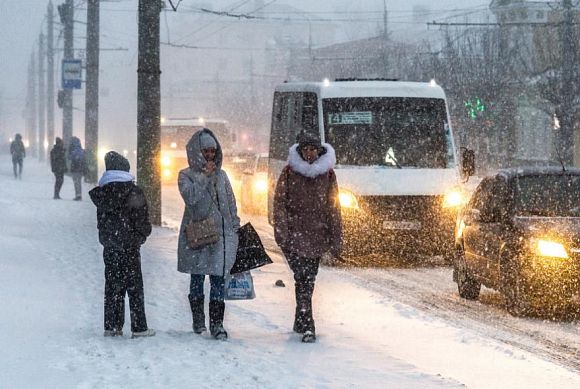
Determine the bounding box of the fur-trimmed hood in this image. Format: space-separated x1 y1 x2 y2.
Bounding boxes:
287 143 336 178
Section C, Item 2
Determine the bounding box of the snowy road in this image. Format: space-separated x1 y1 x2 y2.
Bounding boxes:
1 161 580 388
162 181 580 376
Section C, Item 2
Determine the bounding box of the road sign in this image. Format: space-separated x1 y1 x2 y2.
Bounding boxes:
62 59 82 89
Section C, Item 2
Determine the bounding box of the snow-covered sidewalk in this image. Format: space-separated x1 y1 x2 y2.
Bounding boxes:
1 160 579 389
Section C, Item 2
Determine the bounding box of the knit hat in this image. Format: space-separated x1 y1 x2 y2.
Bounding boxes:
199 131 217 149
104 151 130 172
297 132 322 150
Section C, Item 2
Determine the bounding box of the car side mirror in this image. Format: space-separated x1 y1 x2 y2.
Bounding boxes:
461 149 475 177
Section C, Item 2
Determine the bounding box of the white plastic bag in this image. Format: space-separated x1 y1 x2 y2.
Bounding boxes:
225 271 256 300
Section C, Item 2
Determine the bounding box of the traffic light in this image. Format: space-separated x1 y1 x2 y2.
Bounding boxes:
464 97 486 119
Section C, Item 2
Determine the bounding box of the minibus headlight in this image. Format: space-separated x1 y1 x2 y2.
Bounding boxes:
534 239 569 259
339 189 359 209
442 188 464 208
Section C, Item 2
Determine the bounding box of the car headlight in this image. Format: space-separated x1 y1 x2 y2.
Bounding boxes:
161 156 172 167
535 239 569 259
339 189 359 209
442 188 464 208
253 178 268 193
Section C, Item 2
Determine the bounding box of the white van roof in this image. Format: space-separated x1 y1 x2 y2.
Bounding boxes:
161 117 229 127
274 80 446 99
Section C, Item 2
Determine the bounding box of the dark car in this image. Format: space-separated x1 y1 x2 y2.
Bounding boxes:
453 167 580 316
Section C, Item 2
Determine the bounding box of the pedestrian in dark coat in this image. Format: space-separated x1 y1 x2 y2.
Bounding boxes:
10 133 26 179
68 136 85 200
177 128 240 340
89 151 155 338
50 137 67 199
273 132 342 343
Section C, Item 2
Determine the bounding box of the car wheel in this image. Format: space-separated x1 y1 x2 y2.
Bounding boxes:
454 247 481 300
501 255 532 317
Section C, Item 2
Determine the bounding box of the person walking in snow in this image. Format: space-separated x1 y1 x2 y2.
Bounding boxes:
68 136 85 200
89 151 155 338
177 128 240 340
273 132 342 343
50 137 67 199
10 133 26 179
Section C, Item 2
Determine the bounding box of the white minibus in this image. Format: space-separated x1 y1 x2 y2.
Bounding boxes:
268 79 473 259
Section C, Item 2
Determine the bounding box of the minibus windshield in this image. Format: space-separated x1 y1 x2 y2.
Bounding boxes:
323 97 453 168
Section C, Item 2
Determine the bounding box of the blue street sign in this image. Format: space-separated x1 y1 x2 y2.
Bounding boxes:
62 59 82 89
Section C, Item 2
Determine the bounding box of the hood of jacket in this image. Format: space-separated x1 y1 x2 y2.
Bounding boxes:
185 128 223 173
89 180 135 211
98 170 135 187
287 142 336 178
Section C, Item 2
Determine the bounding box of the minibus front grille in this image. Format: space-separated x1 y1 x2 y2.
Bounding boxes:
358 195 444 223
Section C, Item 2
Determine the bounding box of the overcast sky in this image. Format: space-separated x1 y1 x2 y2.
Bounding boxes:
0 0 492 138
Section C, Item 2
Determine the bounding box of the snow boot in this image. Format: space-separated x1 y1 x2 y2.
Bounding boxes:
301 330 316 343
209 300 228 340
294 281 315 334
103 329 123 337
131 328 156 338
188 294 206 334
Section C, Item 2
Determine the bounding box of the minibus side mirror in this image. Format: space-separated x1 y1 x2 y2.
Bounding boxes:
461 149 475 177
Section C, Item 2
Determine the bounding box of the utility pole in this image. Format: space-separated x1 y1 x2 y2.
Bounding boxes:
383 0 389 39
29 52 38 158
382 0 389 77
137 0 163 225
38 33 46 161
559 0 576 164
47 1 55 148
85 0 100 183
59 0 74 148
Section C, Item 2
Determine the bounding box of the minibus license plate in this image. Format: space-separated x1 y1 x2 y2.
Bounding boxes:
383 221 421 230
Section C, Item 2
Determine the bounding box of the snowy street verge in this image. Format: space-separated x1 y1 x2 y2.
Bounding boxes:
1 161 579 389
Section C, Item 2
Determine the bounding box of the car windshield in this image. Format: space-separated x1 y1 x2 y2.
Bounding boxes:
515 175 580 217
323 97 454 168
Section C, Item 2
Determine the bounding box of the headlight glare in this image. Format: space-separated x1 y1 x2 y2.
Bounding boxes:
443 189 464 208
339 189 359 209
535 239 569 259
253 178 268 193
161 156 172 167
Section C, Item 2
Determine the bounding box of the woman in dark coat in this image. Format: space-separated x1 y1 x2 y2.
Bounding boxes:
10 133 26 179
177 128 240 340
273 132 342 343
50 137 67 199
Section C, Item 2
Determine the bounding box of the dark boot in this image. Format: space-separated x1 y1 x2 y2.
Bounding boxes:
294 282 315 335
209 300 227 340
188 294 206 334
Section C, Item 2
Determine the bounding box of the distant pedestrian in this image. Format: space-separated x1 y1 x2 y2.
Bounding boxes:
68 136 85 200
50 137 67 199
10 133 26 179
177 128 240 340
273 132 342 343
89 151 155 338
